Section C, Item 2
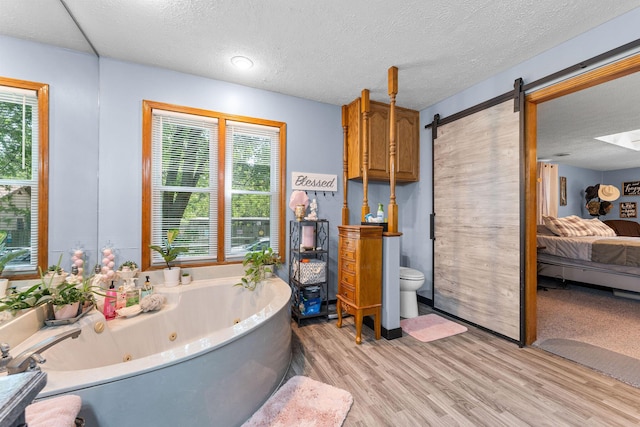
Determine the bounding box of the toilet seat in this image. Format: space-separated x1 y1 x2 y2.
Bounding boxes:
399 267 424 281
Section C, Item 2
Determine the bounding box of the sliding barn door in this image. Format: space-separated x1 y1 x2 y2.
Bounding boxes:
433 100 522 341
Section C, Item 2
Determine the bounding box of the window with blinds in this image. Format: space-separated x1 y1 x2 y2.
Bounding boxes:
151 110 218 263
145 102 284 268
0 84 40 273
225 121 280 260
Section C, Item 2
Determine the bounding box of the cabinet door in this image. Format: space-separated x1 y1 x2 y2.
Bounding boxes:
365 102 420 182
395 107 420 182
367 102 390 180
346 98 362 180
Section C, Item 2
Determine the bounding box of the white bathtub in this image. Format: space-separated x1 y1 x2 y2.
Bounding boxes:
8 271 292 427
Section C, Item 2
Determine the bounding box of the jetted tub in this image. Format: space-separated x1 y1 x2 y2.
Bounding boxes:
7 269 292 427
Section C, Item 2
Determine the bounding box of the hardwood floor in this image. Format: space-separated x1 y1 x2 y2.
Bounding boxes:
285 304 640 426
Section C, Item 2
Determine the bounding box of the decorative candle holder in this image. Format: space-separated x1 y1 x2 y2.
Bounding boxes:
295 204 306 221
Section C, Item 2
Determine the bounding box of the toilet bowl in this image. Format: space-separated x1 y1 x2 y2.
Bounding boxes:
399 267 425 318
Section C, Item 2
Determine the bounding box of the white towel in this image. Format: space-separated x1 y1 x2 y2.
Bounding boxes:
25 394 82 427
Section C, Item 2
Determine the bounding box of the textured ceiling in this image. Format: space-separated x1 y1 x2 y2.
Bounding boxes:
1 1 639 170
538 72 640 171
0 0 639 111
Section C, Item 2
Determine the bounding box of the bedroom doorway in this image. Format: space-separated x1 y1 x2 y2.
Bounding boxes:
524 53 640 345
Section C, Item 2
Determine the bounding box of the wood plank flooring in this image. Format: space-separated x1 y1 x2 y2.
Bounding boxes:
284 304 640 426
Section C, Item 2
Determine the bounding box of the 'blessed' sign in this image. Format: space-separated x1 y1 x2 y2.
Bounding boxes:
291 172 337 192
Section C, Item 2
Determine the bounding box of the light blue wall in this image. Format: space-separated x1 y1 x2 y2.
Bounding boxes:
555 164 640 223
604 167 640 223
0 36 344 297
0 35 100 268
97 58 344 294
417 8 640 298
557 164 602 218
2 6 640 301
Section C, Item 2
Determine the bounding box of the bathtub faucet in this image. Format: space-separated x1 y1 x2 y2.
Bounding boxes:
6 328 81 375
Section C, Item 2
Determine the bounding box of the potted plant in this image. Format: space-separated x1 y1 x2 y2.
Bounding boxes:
235 247 281 291
0 283 49 315
181 272 191 285
117 260 139 287
45 282 90 320
37 256 96 320
118 260 139 272
149 229 188 287
260 247 281 278
45 264 67 287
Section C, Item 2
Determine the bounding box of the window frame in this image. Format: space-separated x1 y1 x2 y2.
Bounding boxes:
0 76 48 278
141 100 286 270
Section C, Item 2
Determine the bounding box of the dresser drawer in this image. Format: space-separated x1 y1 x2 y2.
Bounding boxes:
338 283 355 303
340 249 355 261
340 270 356 287
341 258 356 273
339 239 356 258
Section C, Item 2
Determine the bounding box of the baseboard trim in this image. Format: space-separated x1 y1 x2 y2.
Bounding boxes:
363 316 403 340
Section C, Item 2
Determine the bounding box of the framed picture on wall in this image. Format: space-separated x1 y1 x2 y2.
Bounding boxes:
622 181 640 196
559 176 567 206
620 202 637 218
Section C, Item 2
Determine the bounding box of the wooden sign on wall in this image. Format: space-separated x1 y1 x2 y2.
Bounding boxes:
622 181 640 196
620 201 637 218
291 171 338 192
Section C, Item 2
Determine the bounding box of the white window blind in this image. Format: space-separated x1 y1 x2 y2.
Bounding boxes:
151 110 218 264
225 120 280 260
0 85 39 272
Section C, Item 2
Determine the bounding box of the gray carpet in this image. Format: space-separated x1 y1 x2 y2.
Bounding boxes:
537 338 640 388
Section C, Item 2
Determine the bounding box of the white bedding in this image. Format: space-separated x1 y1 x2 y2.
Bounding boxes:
536 234 640 262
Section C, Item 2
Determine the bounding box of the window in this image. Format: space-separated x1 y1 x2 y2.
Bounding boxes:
142 101 285 269
0 78 48 276
225 121 281 261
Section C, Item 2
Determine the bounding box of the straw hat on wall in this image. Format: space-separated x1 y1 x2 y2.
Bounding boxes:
598 184 620 202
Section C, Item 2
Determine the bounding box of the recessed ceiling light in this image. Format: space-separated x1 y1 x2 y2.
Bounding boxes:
554 153 571 157
595 129 640 151
231 56 253 70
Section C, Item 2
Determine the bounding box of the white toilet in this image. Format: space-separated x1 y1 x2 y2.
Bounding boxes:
399 267 425 318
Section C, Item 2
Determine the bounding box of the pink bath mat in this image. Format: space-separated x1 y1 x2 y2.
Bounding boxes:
242 376 353 427
400 313 467 343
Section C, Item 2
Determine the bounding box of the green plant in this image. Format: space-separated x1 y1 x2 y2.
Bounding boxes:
235 247 281 291
0 232 28 277
149 229 188 270
47 264 63 275
0 283 49 314
118 260 139 270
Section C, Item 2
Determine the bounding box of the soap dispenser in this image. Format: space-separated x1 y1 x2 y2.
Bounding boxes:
140 276 153 299
103 283 117 320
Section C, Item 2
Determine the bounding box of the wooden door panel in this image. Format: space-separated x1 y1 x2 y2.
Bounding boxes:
433 100 521 341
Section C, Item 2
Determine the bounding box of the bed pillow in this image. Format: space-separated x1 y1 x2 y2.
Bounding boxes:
542 215 591 237
582 218 616 237
536 224 556 236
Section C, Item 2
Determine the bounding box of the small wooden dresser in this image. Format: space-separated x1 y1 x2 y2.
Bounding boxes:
336 225 383 344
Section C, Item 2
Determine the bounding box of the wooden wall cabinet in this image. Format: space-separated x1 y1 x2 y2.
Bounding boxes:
345 98 420 183
336 225 383 344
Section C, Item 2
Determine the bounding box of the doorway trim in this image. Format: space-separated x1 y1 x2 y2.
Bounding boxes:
524 53 640 345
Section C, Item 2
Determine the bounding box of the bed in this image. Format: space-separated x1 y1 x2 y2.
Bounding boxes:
537 217 640 295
